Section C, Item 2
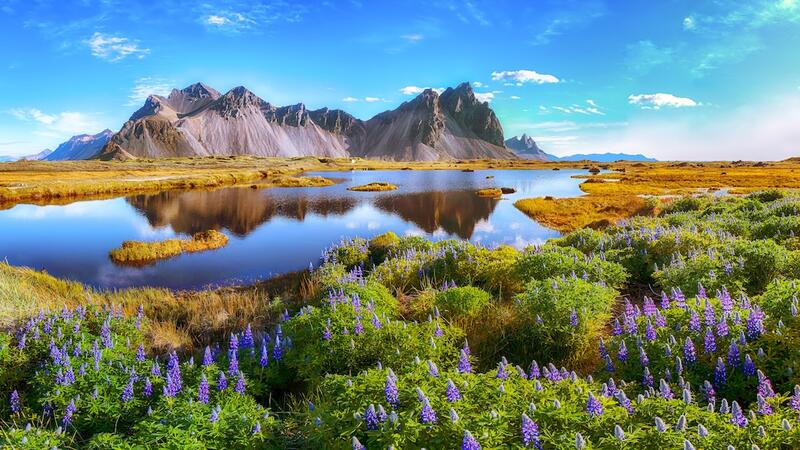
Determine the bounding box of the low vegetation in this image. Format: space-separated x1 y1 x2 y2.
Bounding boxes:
347 182 398 192
476 187 503 197
7 189 800 447
515 195 655 232
109 230 230 265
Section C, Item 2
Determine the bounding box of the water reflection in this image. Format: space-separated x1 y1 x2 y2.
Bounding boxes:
0 169 589 289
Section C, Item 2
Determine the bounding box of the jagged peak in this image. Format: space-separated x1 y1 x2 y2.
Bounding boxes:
174 82 220 100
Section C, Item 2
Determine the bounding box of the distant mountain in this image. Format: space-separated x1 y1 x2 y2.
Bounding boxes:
0 148 53 162
96 82 516 161
551 153 657 162
504 134 548 161
45 130 113 161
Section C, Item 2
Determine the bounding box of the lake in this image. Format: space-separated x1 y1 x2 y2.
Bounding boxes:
0 169 588 289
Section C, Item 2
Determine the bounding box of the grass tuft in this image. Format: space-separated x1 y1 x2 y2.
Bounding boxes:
109 230 229 265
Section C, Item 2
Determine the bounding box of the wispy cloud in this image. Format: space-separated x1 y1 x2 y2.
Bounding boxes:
547 100 606 115
474 92 494 103
342 96 359 103
197 1 308 33
490 70 560 85
625 40 675 76
128 77 174 106
342 96 387 103
8 108 105 136
529 0 606 46
628 93 698 109
86 32 149 62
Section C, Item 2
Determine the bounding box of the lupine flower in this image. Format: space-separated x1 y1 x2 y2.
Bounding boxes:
529 360 540 379
757 371 775 398
730 400 748 427
569 309 578 327
136 344 146 362
371 313 382 329
743 354 756 376
428 360 440 378
791 385 800 411
576 432 586 449
203 346 214 366
420 398 437 424
228 350 239 377
642 367 653 388
365 404 379 430
434 322 444 337
639 347 649 367
9 390 20 414
450 407 459 423
688 311 701 333
121 378 134 403
703 327 716 354
746 307 765 339
446 379 461 402
757 394 773 416
234 372 246 394
462 430 481 450
727 341 740 368
683 338 696 365
210 405 221 423
198 374 210 404
352 437 366 450
655 416 668 432
62 399 76 427
614 424 625 440
586 392 603 418
521 413 542 449
217 371 228 391
617 341 628 362
241 324 254 348
385 374 399 408
659 379 674 400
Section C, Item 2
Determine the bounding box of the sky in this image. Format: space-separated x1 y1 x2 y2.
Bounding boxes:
1 0 799 160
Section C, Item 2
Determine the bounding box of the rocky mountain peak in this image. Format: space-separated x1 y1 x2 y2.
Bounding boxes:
177 82 220 100
505 134 548 161
213 86 268 117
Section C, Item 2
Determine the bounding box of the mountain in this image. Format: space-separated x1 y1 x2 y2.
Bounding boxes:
45 130 114 161
0 149 53 162
96 82 517 161
552 153 657 162
504 134 549 161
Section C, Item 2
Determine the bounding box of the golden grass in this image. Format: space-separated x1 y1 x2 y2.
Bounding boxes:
514 195 653 232
109 230 229 265
0 261 315 351
347 182 398 192
476 188 503 197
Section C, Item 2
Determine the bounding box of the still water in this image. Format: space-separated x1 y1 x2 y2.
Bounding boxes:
0 169 588 289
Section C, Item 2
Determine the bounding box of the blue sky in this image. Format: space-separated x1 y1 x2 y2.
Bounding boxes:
1 0 799 160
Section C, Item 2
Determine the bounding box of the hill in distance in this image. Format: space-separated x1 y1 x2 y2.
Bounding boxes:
505 134 656 162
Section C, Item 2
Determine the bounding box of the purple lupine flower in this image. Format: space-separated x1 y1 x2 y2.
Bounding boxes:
496 361 508 379
659 379 674 400
727 341 740 368
702 380 715 405
234 372 246 394
210 405 221 423
655 311 666 328
757 371 775 398
101 319 112 348
371 313 382 329
521 413 542 449
228 350 239 377
446 379 461 402
458 350 472 374
9 390 20 413
62 399 76 427
598 338 608 359
217 371 228 391
121 378 135 403
746 307 765 340
790 385 800 411
203 346 214 366
198 374 210 404
241 324 254 349
529 360 540 379
143 378 152 397
259 343 269 368
645 320 656 342
385 375 399 408
322 326 332 341
420 397 437 424
365 404 379 430
135 304 144 330
353 317 364 335
716 316 729 337
688 311 701 333
703 327 716 354
229 333 239 352
352 437 366 450
713 358 727 387
643 296 657 316
252 421 261 435
136 344 146 362
586 392 603 418
730 401 748 428
697 282 706 299
428 360 440 378
642 367 654 388
639 348 649 367
719 287 733 313
615 390 634 414
683 338 696 365
273 335 283 361
462 430 481 450
434 322 444 337
612 319 622 336
757 394 773 416
743 354 756 377
604 356 615 373
569 309 578 327
703 302 716 327
617 341 628 362
660 291 670 309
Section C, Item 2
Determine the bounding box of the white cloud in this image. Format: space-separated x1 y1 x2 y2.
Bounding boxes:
342 96 385 103
202 12 255 32
401 33 424 42
364 97 383 102
474 92 494 103
9 108 104 135
342 96 359 103
399 86 444 95
128 77 174 106
490 70 560 85
206 15 230 25
628 93 698 109
86 32 149 62
683 15 696 30
472 81 485 88
510 95 521 100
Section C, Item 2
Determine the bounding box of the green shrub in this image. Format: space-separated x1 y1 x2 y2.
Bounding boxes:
433 286 492 319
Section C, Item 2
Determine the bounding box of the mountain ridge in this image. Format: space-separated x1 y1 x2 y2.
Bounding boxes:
96 82 516 161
